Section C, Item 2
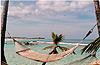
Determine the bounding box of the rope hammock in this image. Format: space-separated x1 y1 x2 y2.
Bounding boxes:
13 38 79 62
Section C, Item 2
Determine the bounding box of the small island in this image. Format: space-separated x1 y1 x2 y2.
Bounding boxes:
5 37 45 39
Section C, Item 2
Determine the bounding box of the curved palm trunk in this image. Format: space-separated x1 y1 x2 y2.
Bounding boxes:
93 0 100 36
1 0 9 64
90 0 100 57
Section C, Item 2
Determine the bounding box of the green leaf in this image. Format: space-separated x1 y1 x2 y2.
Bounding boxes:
81 37 100 54
58 34 63 42
52 32 56 41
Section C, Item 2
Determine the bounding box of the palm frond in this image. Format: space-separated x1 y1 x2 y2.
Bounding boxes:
81 37 100 54
52 32 56 41
58 34 63 42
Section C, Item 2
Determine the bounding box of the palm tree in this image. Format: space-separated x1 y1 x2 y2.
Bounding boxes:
43 32 69 53
42 32 71 65
1 0 9 64
93 0 100 36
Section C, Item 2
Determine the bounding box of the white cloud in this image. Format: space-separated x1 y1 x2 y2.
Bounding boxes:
7 0 93 18
8 3 36 18
36 0 67 12
36 0 91 12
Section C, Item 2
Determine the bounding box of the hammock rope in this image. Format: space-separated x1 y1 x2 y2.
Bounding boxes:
82 24 97 40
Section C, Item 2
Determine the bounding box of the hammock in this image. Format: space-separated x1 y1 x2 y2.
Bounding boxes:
13 39 79 62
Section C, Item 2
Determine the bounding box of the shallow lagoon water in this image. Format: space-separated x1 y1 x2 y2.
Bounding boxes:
4 40 100 65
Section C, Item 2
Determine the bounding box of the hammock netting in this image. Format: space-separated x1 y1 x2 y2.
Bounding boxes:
13 39 30 52
14 39 79 62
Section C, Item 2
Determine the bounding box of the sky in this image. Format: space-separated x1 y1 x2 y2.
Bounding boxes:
1 0 100 39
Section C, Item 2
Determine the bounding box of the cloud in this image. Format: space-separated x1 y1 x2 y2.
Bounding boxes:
36 0 91 12
8 3 36 18
7 0 93 18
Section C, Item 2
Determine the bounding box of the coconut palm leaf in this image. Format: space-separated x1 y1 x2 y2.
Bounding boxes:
52 32 56 41
58 34 63 42
81 37 100 54
51 32 63 44
43 45 55 50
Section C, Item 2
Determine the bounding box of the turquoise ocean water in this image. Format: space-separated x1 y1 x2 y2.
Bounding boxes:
4 39 100 65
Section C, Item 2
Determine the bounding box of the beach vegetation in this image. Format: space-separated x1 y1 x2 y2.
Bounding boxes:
42 32 69 65
81 37 100 56
43 32 69 53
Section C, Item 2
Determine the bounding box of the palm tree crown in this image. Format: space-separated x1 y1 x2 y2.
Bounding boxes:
52 32 63 45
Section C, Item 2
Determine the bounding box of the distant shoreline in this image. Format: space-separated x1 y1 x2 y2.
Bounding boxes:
5 37 45 39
